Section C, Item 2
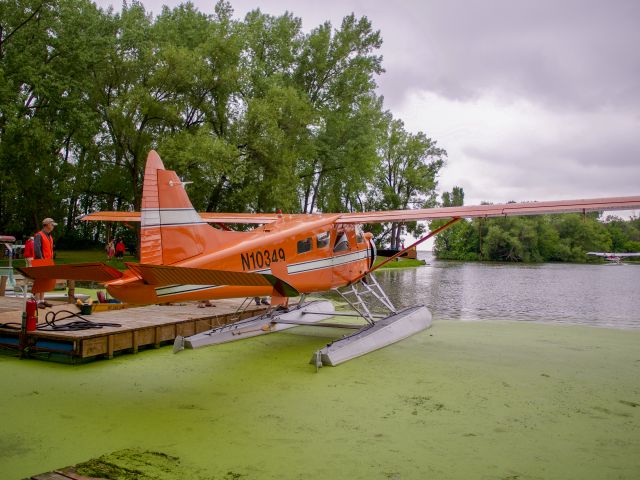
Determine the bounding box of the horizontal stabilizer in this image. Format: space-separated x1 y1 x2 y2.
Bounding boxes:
126 263 299 297
17 263 124 282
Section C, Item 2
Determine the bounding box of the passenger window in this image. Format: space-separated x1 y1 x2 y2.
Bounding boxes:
316 231 330 249
355 226 364 244
333 233 349 252
297 237 312 254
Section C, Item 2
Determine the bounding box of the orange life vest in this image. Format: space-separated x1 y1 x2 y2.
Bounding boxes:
36 230 54 259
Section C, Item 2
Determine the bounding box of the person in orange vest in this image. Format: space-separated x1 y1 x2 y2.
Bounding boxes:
33 218 56 307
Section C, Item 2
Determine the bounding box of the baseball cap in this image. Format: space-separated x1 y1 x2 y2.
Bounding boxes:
42 218 58 226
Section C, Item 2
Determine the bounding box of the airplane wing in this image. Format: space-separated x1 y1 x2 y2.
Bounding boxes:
335 196 640 223
17 263 124 282
80 196 640 225
126 263 299 297
81 211 281 224
587 252 640 257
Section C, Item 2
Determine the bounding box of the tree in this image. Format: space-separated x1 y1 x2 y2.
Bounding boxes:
0 0 112 239
433 187 478 258
369 118 445 248
0 1 447 252
294 14 384 214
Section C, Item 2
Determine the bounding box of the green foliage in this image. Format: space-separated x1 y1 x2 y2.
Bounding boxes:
0 0 446 249
433 190 639 262
366 117 445 248
433 187 476 258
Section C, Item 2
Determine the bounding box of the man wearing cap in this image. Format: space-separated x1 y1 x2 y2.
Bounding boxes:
33 218 57 307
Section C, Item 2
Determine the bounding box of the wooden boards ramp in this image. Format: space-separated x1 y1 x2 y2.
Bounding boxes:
0 297 264 362
30 466 105 479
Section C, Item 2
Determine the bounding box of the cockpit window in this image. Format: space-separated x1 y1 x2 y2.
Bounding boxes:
316 231 330 249
355 226 365 244
297 237 312 254
333 232 349 252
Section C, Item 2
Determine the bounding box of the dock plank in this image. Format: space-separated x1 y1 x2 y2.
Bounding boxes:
56 468 106 480
0 296 266 361
31 467 106 480
0 296 26 314
31 473 74 480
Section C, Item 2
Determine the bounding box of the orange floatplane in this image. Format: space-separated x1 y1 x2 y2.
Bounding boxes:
18 151 640 366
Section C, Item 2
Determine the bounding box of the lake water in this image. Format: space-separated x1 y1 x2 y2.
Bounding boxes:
374 252 640 329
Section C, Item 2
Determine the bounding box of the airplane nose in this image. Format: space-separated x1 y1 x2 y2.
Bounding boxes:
366 234 377 270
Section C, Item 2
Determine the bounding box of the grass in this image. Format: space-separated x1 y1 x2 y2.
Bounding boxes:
375 256 426 269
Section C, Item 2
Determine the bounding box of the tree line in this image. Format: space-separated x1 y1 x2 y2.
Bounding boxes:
433 187 640 262
0 0 445 248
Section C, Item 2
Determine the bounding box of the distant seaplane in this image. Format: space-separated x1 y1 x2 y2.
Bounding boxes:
17 151 640 367
586 252 640 264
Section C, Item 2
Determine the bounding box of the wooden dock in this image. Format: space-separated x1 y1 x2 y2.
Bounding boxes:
0 296 265 362
30 466 105 479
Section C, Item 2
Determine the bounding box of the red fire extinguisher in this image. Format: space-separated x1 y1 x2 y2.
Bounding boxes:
25 298 38 332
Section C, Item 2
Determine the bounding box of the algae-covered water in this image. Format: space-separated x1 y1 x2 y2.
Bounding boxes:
2 318 639 479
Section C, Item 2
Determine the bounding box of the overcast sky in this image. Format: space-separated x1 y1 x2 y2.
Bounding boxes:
95 0 639 212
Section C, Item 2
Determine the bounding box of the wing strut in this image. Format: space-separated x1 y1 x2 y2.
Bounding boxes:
355 217 462 282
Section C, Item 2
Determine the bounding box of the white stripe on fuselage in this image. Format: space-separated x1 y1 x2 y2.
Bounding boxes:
141 208 206 228
154 248 368 297
287 249 369 274
156 284 223 297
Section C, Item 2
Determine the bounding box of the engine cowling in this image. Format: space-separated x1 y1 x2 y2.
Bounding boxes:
365 232 376 270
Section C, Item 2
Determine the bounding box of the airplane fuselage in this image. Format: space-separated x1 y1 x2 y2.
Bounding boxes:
105 215 375 304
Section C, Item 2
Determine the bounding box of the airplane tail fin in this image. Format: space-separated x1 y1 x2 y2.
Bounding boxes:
140 151 234 265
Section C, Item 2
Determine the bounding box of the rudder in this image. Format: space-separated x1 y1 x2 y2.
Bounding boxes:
140 150 232 265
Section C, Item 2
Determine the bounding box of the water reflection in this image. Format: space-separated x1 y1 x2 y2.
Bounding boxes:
374 252 640 329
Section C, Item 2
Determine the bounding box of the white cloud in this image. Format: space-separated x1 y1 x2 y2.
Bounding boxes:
396 90 640 206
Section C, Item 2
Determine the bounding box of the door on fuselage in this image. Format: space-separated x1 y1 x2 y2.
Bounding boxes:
331 224 370 286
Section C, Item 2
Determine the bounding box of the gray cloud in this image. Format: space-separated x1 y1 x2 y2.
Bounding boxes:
99 0 640 112
465 118 640 169
379 0 640 112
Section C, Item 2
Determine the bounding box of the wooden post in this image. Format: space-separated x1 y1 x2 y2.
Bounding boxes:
478 218 484 260
132 331 139 354
107 335 114 359
0 275 7 296
67 280 75 303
